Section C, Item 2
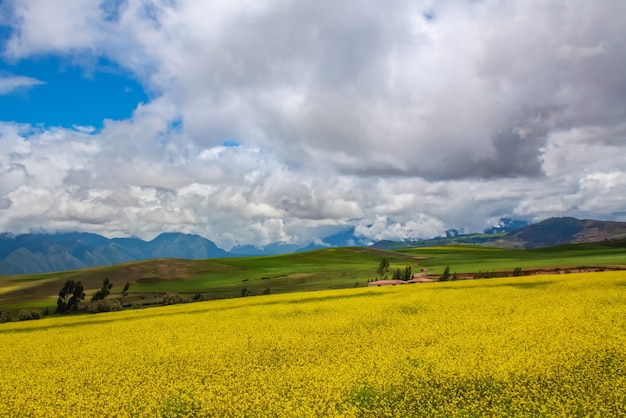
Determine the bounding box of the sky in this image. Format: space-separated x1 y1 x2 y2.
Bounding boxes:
1 0 626 249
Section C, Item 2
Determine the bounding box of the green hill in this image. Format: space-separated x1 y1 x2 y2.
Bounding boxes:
2 241 626 315
0 247 418 311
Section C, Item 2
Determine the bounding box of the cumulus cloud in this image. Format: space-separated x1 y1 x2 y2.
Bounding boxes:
1 0 626 246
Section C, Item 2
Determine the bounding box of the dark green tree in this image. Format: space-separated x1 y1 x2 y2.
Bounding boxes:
376 257 390 278
392 268 402 280
439 266 451 282
122 282 130 298
402 265 413 281
512 267 523 277
92 277 113 302
56 280 85 313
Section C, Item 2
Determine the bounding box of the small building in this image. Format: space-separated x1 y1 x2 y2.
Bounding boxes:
367 279 408 287
407 277 434 283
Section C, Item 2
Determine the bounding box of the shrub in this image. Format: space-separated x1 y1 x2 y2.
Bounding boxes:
87 299 123 314
0 310 12 324
162 293 183 305
18 309 41 321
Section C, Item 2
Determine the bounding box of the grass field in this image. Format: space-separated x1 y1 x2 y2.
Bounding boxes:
1 242 626 313
1 271 625 416
402 242 626 274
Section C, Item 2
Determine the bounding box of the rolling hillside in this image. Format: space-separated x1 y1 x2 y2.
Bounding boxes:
3 217 626 275
2 241 626 314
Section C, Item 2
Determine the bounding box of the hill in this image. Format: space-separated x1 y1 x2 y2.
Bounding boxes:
3 217 626 275
371 232 507 250
0 227 367 274
0 247 420 310
2 240 626 314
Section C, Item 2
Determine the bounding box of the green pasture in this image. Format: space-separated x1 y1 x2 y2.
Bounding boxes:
402 242 626 274
1 242 625 314
0 248 417 311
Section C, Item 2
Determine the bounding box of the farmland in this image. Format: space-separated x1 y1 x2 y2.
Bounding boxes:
1 241 626 314
1 271 625 416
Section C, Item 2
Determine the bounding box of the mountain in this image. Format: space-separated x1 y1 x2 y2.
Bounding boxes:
0 226 367 274
148 233 228 259
496 217 626 248
371 217 626 250
0 232 228 275
3 217 625 275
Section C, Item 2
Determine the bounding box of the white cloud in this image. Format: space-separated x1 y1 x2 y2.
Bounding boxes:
1 0 626 246
0 75 45 94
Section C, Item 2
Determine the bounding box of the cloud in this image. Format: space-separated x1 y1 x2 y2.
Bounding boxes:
0 74 45 94
1 1 626 245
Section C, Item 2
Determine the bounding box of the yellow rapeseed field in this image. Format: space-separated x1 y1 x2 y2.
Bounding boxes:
1 271 625 417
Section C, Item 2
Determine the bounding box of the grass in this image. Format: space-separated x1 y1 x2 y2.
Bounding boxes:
1 242 626 313
401 242 626 274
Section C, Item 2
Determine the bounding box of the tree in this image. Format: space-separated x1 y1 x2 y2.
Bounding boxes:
439 266 451 282
392 268 402 280
376 257 390 278
92 277 113 302
403 265 413 281
122 282 130 298
56 280 86 314
512 267 523 277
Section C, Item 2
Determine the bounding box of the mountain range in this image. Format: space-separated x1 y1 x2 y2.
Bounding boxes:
0 232 229 275
2 217 626 275
372 217 626 250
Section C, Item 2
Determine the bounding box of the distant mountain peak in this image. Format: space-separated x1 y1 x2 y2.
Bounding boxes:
0 231 227 275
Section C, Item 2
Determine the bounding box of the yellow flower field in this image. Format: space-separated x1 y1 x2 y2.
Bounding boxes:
1 271 625 417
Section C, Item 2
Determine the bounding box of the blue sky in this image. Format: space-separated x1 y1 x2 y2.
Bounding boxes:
1 1 626 248
0 53 147 128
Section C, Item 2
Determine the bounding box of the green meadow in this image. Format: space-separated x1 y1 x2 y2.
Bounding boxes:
1 241 626 314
